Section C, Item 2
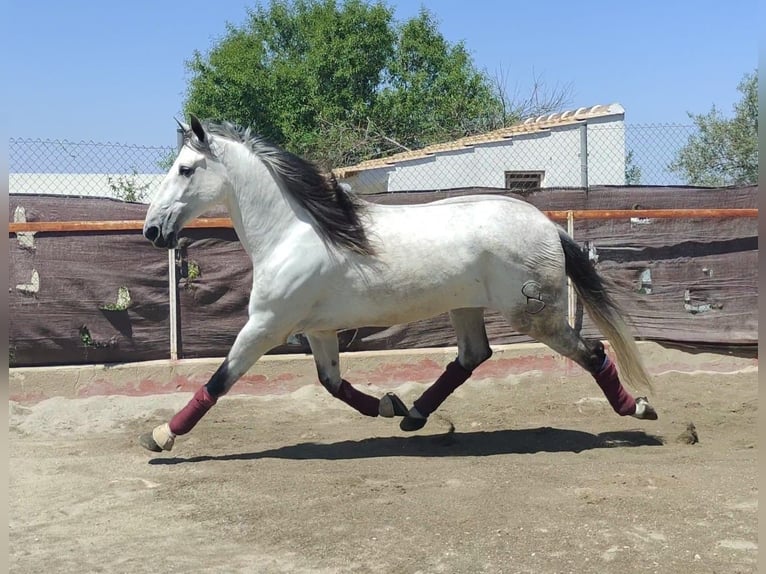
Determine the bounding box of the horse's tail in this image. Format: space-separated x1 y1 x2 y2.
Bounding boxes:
558 229 653 393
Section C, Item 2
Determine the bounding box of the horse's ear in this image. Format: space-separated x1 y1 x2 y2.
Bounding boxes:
190 114 207 143
174 117 189 133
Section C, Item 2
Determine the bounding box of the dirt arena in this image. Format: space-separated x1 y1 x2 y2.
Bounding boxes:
9 344 757 573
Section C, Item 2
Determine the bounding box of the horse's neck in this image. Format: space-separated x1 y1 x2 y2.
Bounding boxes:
221 145 308 259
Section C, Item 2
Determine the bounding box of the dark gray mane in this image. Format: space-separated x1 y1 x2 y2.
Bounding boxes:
184 120 373 256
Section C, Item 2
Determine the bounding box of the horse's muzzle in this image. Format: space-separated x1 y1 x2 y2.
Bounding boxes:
144 225 177 249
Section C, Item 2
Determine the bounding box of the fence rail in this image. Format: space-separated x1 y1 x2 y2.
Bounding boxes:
8 209 759 235
8 218 232 233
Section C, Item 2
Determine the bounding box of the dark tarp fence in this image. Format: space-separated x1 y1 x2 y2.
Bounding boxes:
9 186 757 367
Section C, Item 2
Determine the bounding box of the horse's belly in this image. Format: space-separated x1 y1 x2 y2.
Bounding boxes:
350 293 475 326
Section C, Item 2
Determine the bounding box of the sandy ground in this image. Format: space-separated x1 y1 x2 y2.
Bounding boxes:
9 359 757 574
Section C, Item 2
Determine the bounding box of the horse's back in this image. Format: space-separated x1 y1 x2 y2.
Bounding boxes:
367 195 561 263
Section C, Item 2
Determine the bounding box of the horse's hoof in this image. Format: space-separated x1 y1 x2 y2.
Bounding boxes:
632 397 658 420
400 415 428 432
379 393 409 418
139 432 163 452
139 423 176 452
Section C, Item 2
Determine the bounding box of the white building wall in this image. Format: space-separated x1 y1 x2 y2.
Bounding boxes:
388 129 586 191
342 115 626 194
9 173 166 202
342 167 393 195
586 119 626 185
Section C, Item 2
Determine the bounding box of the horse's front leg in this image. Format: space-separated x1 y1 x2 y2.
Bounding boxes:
139 316 283 452
305 330 409 418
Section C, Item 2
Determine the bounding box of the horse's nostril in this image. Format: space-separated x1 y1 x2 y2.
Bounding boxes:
144 226 160 242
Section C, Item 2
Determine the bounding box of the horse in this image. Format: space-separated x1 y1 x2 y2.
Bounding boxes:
139 115 657 453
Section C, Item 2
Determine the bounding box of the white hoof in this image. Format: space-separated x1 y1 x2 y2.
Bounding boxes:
139 423 176 452
153 423 176 450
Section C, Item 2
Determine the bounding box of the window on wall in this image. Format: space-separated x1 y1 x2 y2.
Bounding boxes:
504 171 544 194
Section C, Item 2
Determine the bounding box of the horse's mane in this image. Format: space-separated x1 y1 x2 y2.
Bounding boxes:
186 120 374 256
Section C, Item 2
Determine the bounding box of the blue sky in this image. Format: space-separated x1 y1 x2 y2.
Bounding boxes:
6 0 757 146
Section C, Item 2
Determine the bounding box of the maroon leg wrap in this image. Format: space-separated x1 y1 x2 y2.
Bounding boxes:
413 360 472 417
333 379 380 417
593 357 636 416
169 386 218 435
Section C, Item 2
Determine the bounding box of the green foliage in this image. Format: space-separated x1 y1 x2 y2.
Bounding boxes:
79 325 94 347
625 149 642 185
373 9 502 150
187 261 201 282
184 0 565 169
670 71 757 186
183 260 201 291
78 325 111 349
99 286 132 312
107 169 151 203
186 0 395 166
157 149 178 171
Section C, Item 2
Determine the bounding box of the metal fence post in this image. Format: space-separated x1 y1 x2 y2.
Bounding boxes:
566 210 576 328
168 128 184 360
579 123 589 189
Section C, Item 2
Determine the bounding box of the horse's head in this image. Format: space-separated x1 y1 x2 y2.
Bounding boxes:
144 115 229 249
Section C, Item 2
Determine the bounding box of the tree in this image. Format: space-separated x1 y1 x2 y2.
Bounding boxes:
185 0 396 167
372 9 503 150
157 149 178 172
184 0 569 169
670 71 757 186
625 149 642 185
107 169 151 203
487 66 572 131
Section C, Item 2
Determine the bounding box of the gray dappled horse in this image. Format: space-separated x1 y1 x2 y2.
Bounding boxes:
140 116 657 453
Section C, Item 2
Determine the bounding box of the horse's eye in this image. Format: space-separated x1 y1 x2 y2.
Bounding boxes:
179 166 195 177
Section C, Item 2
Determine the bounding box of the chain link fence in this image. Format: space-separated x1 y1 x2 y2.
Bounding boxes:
624 124 699 186
9 123 702 203
9 138 177 203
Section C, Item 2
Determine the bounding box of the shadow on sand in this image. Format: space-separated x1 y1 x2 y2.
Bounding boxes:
148 426 663 466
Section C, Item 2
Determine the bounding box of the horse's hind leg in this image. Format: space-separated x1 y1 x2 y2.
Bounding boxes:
509 310 657 420
305 331 409 418
400 308 493 431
